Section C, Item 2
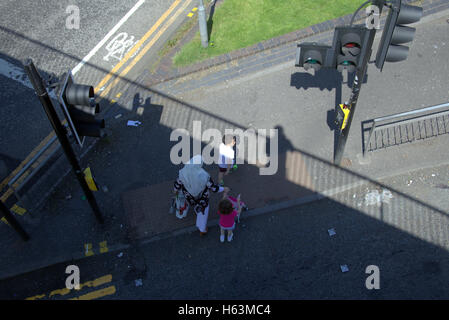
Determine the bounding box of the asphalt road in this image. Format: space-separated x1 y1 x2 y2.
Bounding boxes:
0 0 195 181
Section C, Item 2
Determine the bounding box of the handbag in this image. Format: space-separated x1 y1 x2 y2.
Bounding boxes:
174 192 189 219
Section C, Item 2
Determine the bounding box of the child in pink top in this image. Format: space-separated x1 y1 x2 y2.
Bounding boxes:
218 192 242 242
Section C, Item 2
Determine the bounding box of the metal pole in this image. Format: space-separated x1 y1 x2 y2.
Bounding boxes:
0 201 30 241
23 59 104 224
334 60 370 165
198 0 209 48
334 0 385 165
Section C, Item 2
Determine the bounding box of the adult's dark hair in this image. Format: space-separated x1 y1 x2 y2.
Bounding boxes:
222 134 236 145
218 199 234 215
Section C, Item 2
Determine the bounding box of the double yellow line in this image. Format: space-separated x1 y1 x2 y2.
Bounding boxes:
26 274 116 300
96 0 190 95
1 0 192 204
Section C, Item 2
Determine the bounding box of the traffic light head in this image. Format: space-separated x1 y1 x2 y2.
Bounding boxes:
375 0 423 70
296 42 333 72
58 71 105 146
65 83 93 106
331 26 372 73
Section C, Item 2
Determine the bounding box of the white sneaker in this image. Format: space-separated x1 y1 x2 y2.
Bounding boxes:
220 234 225 243
227 233 233 242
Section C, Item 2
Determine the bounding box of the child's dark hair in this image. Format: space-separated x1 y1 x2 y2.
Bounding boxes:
218 199 234 215
222 134 236 145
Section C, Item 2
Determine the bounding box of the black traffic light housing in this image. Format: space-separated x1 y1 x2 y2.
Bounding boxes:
375 0 423 71
295 42 333 72
58 71 105 146
331 26 372 73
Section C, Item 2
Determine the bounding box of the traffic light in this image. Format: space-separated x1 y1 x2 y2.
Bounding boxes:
375 0 423 71
331 26 372 73
295 42 333 72
58 71 105 146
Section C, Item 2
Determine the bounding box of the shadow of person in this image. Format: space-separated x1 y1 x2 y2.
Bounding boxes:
274 125 294 155
131 93 164 124
132 92 143 113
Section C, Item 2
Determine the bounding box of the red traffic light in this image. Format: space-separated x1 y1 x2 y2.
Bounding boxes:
331 26 371 73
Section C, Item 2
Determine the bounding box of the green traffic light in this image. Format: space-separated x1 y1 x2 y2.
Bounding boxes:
306 59 320 65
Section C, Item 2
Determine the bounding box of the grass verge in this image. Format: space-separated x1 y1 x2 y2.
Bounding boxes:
173 0 363 67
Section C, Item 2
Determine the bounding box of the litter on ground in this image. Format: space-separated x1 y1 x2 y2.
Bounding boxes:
127 120 142 127
365 189 393 206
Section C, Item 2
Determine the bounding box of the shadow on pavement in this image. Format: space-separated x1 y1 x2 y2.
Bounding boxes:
0 22 448 299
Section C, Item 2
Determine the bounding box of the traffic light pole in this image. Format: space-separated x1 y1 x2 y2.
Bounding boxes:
0 200 30 241
333 0 385 165
333 51 370 165
23 59 104 224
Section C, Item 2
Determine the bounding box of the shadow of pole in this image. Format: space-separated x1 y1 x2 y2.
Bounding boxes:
207 0 217 40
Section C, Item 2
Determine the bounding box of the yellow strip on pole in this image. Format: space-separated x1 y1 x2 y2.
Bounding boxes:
83 167 98 191
338 104 350 130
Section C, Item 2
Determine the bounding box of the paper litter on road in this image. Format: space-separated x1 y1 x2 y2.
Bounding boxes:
127 120 142 127
117 252 123 258
340 265 349 273
135 279 143 287
328 228 336 236
114 114 122 119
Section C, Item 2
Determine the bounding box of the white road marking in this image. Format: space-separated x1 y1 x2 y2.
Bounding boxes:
71 0 146 75
103 32 140 63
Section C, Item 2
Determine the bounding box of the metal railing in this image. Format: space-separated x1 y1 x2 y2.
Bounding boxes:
363 102 449 154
